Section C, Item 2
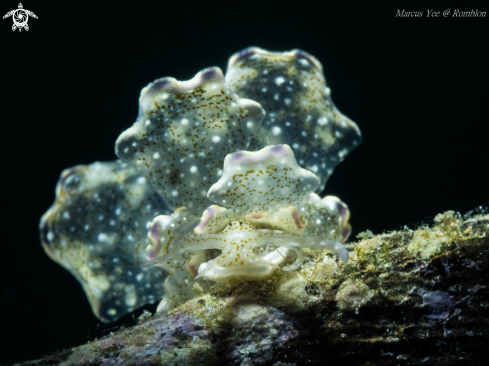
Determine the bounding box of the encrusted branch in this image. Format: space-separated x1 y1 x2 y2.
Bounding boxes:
23 211 489 366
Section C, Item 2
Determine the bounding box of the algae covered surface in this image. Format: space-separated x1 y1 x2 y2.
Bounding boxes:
16 210 489 365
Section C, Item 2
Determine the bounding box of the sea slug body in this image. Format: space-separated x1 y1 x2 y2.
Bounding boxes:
40 47 361 321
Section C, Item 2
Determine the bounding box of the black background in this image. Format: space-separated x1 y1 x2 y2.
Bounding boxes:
1 0 488 364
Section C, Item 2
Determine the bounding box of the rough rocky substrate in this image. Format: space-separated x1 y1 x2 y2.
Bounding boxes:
15 211 489 366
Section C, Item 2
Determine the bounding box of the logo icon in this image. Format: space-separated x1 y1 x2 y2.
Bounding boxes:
3 3 37 32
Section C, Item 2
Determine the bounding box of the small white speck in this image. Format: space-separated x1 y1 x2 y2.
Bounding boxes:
212 135 221 143
190 166 198 173
262 87 267 92
299 58 309 67
172 190 179 197
153 152 160 159
181 118 189 126
107 308 117 316
292 143 299 149
246 121 254 128
62 211 70 219
98 233 108 242
115 208 121 215
47 231 54 241
132 142 137 147
136 273 144 281
84 224 90 231
145 120 151 126
284 98 291 105
317 117 328 126
311 165 318 173
137 177 146 184
98 215 104 221
275 76 285 86
272 126 281 136
113 257 119 263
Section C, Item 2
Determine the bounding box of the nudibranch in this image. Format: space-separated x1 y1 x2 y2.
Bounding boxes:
40 47 361 322
226 47 361 192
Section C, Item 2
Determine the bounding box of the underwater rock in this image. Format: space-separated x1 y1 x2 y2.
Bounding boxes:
20 210 489 365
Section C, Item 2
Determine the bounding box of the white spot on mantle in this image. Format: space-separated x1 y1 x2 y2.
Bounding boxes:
275 76 285 86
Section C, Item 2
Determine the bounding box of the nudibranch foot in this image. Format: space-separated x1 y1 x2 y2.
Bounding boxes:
149 217 348 282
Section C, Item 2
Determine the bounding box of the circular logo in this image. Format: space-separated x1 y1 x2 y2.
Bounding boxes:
12 9 28 28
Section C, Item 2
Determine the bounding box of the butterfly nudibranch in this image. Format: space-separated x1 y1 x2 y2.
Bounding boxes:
40 47 362 322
